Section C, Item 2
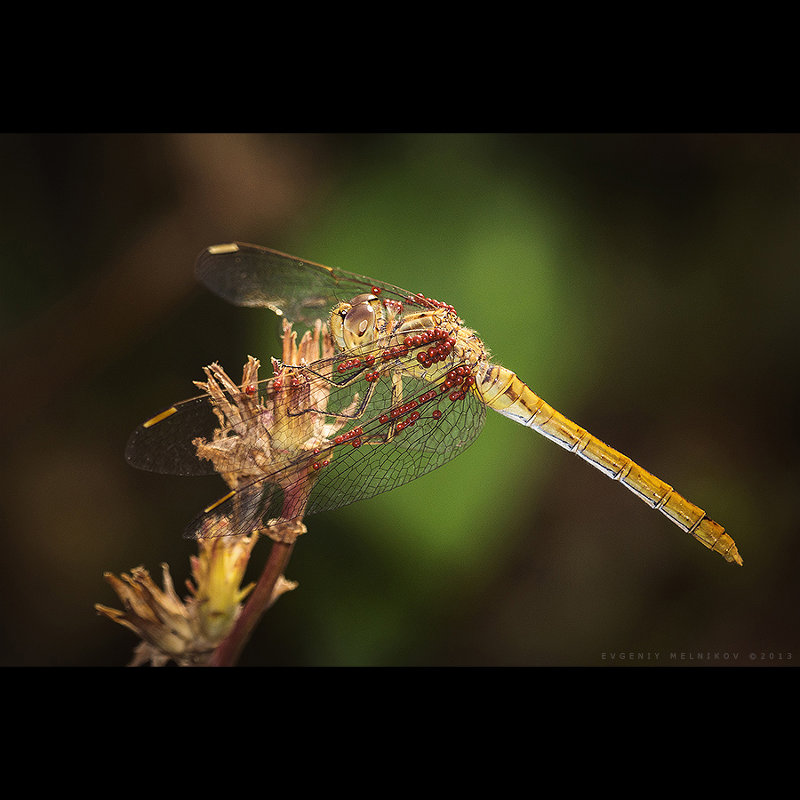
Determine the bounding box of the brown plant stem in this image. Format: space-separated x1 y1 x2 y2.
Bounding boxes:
207 540 295 666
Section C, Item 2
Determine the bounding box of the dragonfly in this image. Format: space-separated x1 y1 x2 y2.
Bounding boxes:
126 242 742 565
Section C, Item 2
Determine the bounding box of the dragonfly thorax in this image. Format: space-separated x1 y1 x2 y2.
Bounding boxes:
330 293 385 352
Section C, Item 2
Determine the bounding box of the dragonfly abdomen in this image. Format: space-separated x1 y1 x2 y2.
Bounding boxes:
476 363 742 565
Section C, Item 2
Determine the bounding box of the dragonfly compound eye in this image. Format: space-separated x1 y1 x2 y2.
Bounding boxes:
342 295 380 348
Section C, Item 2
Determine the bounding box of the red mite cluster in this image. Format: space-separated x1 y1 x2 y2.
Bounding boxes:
373 285 456 317
309 363 475 473
406 290 456 316
409 328 456 369
271 374 301 391
296 289 469 473
335 327 457 382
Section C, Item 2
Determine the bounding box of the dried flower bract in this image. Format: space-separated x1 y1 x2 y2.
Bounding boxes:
95 532 273 666
99 319 340 665
189 320 355 544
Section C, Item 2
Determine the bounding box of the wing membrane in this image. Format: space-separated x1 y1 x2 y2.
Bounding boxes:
195 243 415 327
180 367 486 539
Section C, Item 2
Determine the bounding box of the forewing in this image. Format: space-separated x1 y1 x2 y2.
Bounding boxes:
194 243 417 329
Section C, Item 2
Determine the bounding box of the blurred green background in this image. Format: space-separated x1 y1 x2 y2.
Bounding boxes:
0 133 796 666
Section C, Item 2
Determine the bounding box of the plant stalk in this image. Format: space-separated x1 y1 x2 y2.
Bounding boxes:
207 540 294 666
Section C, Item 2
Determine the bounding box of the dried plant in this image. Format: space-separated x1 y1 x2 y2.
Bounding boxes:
98 320 340 666
96 534 266 666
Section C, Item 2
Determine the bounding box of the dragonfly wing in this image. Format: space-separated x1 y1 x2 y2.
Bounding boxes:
125 394 222 476
184 466 298 540
307 378 486 518
125 374 278 477
181 368 486 539
195 243 418 325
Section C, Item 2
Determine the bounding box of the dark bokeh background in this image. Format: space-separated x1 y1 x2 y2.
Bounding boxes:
1 133 796 666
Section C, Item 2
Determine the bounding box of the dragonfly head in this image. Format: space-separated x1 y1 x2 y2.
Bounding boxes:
330 293 384 351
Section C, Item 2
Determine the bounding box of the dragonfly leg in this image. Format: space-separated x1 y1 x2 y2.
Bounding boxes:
298 361 375 389
381 369 404 443
283 367 380 423
344 369 406 448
